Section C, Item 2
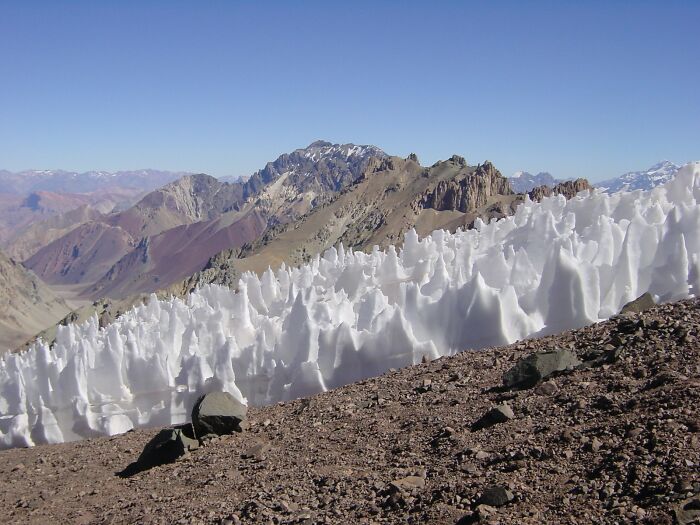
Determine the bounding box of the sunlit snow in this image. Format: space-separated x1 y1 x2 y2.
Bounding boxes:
1 162 699 449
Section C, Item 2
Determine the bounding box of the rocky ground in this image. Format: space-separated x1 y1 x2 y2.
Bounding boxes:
1 299 699 524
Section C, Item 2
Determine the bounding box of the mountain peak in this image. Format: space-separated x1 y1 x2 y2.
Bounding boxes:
307 140 333 148
647 160 679 173
598 160 682 193
508 171 560 193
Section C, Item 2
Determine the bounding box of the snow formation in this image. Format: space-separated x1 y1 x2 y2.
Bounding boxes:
2 162 700 449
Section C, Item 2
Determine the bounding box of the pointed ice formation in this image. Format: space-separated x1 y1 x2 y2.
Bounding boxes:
1 162 700 449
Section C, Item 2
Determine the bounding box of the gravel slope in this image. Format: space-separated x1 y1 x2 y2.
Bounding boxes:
1 299 698 524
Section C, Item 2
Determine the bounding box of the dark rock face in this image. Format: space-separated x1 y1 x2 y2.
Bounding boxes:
419 161 513 213
192 391 248 438
527 178 592 201
621 292 656 314
503 348 581 389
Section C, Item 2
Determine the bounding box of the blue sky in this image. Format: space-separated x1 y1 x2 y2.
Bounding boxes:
0 1 698 181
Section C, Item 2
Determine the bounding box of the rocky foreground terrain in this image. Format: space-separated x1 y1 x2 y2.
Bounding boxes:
1 299 698 524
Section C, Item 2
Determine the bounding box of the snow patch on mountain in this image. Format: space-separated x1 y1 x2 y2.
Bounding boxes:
598 161 682 193
1 162 700 449
301 141 385 162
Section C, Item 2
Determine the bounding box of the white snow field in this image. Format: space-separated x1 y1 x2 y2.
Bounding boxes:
1 162 699 449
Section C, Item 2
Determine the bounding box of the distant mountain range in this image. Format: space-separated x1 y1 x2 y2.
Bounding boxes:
0 169 191 258
24 141 387 301
0 169 188 195
509 171 561 193
596 161 681 193
510 161 684 195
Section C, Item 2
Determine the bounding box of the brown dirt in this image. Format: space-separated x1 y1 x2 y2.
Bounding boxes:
1 299 698 524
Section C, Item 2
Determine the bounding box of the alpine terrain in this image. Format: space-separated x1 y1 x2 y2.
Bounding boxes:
597 161 682 193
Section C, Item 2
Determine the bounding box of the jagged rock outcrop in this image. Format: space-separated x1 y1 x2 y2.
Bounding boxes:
418 161 512 213
528 178 592 201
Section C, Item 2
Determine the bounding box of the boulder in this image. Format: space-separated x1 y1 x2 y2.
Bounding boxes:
480 485 514 507
620 292 656 314
503 348 580 389
675 497 700 525
192 391 247 438
137 423 199 467
390 476 426 493
241 441 272 461
471 404 514 431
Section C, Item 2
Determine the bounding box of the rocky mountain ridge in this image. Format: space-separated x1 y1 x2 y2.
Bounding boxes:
417 158 512 213
527 178 593 201
167 155 520 297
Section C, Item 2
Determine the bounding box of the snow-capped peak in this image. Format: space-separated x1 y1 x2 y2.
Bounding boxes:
299 141 385 162
598 160 682 194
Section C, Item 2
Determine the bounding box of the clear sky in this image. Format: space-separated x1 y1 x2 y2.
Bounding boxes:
1 1 698 181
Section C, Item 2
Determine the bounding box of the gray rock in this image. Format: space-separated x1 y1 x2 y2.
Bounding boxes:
472 404 514 431
390 476 425 493
675 497 700 525
535 380 558 395
620 292 656 314
138 423 199 467
242 441 272 461
503 348 581 389
192 391 248 438
480 485 514 507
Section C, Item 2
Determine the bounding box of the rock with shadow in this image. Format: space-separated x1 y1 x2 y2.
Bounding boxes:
118 423 199 477
502 347 580 390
